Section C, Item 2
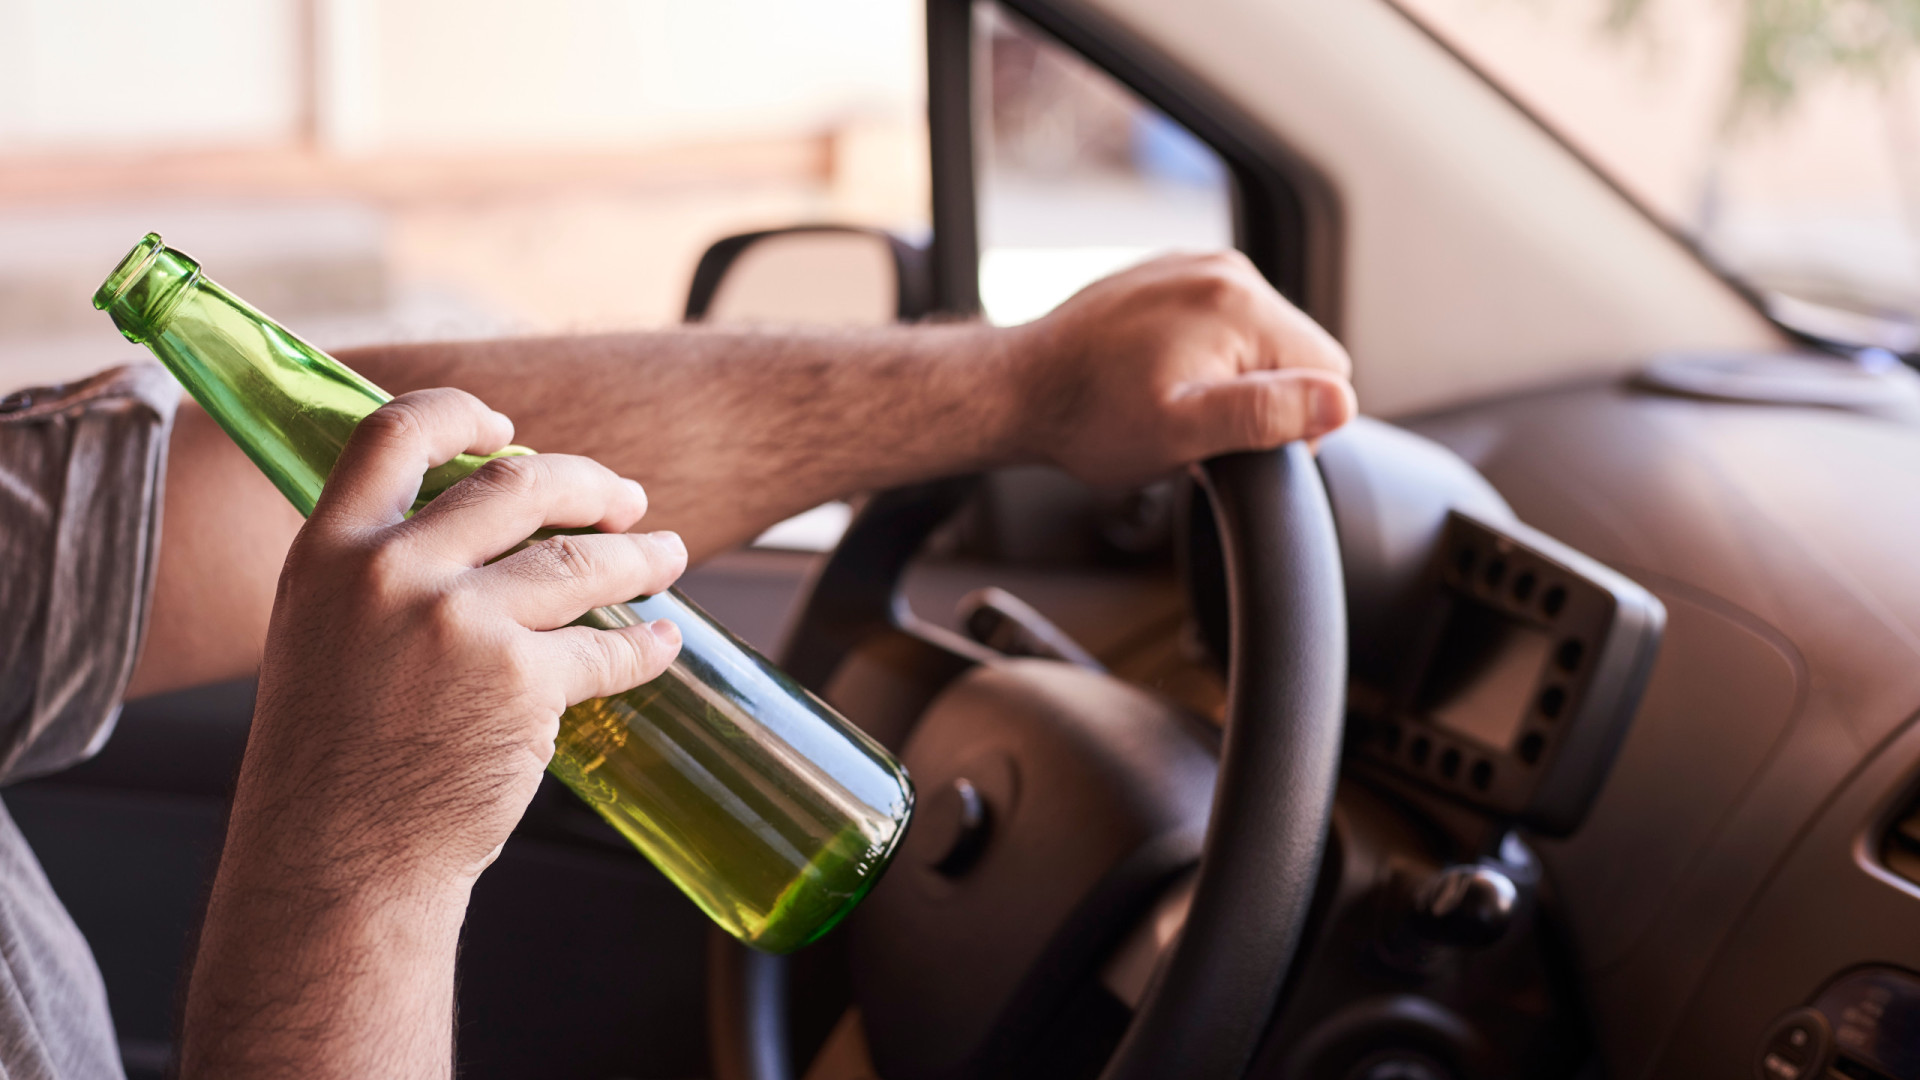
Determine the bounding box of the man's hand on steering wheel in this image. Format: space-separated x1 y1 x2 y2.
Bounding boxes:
1010 251 1357 487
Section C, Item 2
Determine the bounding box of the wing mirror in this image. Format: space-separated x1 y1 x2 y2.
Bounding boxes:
683 225 931 327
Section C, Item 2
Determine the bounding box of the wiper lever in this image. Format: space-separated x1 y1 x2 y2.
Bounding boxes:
957 587 1105 671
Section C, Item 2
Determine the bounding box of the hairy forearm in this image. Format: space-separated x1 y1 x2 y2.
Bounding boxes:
131 253 1355 699
182 824 469 1078
343 322 1029 556
131 322 1026 698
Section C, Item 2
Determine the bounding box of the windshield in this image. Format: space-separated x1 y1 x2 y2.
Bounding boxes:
1398 0 1920 353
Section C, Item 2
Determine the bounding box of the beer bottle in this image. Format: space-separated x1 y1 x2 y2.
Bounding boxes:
95 233 912 953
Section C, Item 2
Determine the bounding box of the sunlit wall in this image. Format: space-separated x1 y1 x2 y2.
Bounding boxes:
0 0 930 390
0 0 922 154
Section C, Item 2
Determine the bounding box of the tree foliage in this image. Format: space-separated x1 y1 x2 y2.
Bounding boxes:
1608 0 1920 124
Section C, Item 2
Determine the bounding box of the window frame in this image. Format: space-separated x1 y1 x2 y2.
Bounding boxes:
924 0 1345 334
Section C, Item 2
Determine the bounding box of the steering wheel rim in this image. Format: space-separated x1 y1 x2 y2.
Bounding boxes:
1103 444 1346 1078
711 443 1347 1080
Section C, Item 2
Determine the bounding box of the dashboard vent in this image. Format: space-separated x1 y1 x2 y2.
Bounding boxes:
1885 795 1920 885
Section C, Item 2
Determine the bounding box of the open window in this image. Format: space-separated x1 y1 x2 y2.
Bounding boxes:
923 0 1339 330
974 3 1232 325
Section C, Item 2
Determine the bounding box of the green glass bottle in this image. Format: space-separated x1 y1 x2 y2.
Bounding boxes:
95 233 911 953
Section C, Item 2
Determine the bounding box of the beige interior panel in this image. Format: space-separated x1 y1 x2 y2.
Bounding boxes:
1085 0 1785 417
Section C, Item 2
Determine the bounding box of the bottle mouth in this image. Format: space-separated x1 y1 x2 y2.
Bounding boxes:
93 233 165 312
94 233 201 343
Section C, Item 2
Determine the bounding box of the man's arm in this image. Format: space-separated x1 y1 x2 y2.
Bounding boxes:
131 252 1353 698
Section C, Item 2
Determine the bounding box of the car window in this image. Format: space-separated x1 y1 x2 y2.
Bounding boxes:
0 1 929 391
975 2 1234 326
1397 0 1920 351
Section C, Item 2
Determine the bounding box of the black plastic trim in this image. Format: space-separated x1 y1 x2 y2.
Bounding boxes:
927 0 983 316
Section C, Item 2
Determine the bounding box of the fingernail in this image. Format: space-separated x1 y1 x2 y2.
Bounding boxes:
647 619 682 647
623 478 646 500
1309 382 1350 434
655 531 686 561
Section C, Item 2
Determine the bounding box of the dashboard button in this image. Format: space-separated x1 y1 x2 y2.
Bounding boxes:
1757 1007 1834 1080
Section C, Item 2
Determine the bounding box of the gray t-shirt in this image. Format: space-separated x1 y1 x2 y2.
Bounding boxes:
0 363 177 1080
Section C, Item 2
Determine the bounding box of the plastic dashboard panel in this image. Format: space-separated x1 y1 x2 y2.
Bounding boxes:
1404 376 1920 1080
1297 419 1664 836
1353 509 1665 836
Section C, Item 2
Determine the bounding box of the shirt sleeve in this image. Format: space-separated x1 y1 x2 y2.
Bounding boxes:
0 363 178 785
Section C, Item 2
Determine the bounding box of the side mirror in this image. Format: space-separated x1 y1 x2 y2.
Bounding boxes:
684 226 931 327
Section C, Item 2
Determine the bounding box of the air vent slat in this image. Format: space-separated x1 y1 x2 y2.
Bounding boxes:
1883 795 1920 886
1892 811 1920 853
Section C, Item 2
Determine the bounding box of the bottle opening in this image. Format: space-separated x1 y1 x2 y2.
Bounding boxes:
93 233 202 344
93 233 165 312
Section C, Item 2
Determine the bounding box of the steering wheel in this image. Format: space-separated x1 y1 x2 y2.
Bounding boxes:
710 444 1347 1080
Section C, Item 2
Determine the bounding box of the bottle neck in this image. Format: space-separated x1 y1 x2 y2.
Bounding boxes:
95 233 516 517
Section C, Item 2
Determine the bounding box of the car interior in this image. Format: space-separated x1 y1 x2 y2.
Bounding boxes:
12 0 1920 1079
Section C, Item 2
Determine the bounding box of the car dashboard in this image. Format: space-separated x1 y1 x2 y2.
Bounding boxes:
1400 375 1920 1080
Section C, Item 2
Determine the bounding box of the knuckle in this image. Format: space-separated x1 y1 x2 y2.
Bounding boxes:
432 580 484 625
1263 383 1310 442
1232 383 1299 446
621 628 675 685
1199 248 1249 272
1182 265 1248 312
591 627 669 689
568 630 625 687
470 454 540 497
537 533 601 581
496 643 541 691
358 538 415 596
607 632 647 680
421 586 482 646
437 387 488 413
272 538 328 608
279 530 330 580
356 401 425 447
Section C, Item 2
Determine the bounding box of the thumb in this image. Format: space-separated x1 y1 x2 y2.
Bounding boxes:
1169 370 1356 459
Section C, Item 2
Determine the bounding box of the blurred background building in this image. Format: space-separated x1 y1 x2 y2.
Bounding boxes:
0 0 931 389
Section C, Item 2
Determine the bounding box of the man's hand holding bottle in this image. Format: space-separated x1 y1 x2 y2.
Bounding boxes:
184 388 690 1078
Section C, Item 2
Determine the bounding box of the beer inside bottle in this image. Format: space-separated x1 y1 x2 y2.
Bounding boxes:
95 233 912 953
